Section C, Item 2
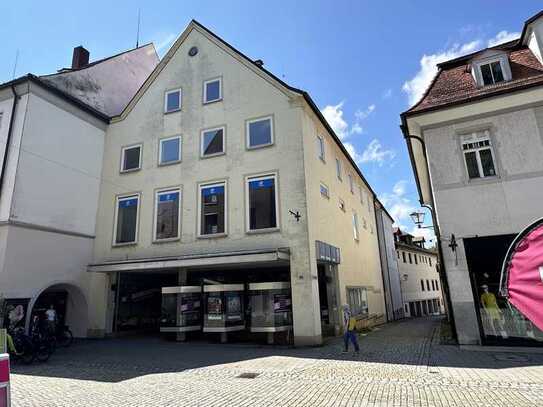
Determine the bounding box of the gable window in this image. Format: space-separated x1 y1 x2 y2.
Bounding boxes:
201 127 225 157
154 189 181 241
479 61 505 86
159 136 181 165
120 144 142 172
348 174 354 194
339 198 346 212
247 174 278 231
352 212 360 241
203 78 222 103
335 158 342 180
462 132 496 179
317 136 325 161
320 183 330 199
164 88 182 113
114 194 139 244
199 182 226 236
247 116 273 148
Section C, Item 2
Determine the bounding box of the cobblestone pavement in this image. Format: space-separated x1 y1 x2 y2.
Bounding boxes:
10 317 543 406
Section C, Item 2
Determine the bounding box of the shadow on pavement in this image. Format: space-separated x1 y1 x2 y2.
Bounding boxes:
11 316 543 383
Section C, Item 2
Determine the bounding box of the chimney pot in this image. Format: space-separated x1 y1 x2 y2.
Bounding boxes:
72 46 90 69
254 59 264 67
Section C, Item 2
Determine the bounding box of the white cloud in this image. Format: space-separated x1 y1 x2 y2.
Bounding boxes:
361 139 396 166
355 104 375 121
392 180 408 197
410 226 436 246
344 142 362 163
487 30 520 47
154 33 177 55
382 88 393 99
402 40 481 106
321 102 349 140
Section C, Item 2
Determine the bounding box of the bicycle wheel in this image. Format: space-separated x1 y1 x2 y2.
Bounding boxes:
59 329 73 347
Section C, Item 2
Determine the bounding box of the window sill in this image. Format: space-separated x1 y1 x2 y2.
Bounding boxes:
112 242 138 248
246 142 274 151
164 108 181 115
203 98 223 105
197 233 228 239
158 160 181 167
200 152 226 160
120 168 141 174
246 227 280 235
153 237 180 244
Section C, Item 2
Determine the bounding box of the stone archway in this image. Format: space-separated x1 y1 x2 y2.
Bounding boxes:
28 282 89 338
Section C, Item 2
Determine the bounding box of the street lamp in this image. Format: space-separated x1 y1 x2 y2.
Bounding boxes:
410 210 434 229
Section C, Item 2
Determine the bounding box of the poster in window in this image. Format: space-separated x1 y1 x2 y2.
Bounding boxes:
207 296 223 320
2 298 30 330
226 293 242 321
180 294 201 314
273 294 291 313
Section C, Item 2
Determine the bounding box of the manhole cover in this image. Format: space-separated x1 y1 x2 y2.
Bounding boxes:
236 372 261 379
494 354 530 362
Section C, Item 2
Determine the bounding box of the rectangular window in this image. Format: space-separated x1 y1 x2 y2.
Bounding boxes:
347 287 368 316
339 198 346 212
348 174 354 194
164 88 182 113
436 280 439 290
421 280 425 291
199 182 226 236
429 258 432 267
352 212 360 241
359 186 364 205
320 183 329 199
480 61 505 86
120 144 142 172
426 280 431 291
201 127 225 157
154 189 181 240
431 280 435 291
402 252 406 263
114 195 139 244
335 158 342 180
462 132 496 179
317 136 325 161
414 254 418 265
408 253 412 264
159 136 181 165
247 175 278 231
247 116 273 148
203 78 222 103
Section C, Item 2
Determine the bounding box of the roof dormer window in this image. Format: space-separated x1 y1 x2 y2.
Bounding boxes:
480 61 505 86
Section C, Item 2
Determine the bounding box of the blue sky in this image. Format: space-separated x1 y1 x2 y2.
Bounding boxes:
2 1 541 243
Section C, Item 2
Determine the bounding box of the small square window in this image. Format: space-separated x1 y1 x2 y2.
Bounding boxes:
320 183 329 198
121 145 142 172
247 117 273 148
164 89 182 113
159 136 181 165
201 127 225 157
203 78 222 103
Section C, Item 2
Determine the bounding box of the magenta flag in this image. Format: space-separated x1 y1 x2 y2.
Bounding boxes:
502 219 543 331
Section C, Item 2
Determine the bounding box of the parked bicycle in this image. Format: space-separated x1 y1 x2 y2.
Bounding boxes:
8 327 52 364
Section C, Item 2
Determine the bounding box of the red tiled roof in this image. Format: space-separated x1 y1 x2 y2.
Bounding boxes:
405 46 543 115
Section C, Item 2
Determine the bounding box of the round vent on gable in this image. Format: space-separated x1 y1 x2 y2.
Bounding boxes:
188 46 198 57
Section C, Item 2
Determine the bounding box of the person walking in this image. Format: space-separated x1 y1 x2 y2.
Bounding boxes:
342 304 360 354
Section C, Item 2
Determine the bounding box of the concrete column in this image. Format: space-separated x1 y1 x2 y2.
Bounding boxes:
176 268 188 342
290 249 322 346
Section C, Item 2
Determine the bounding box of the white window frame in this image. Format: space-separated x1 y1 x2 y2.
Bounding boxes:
477 59 505 86
335 158 342 181
164 88 182 113
120 143 142 173
461 132 497 180
348 174 354 194
359 185 364 205
158 135 182 166
352 211 360 241
113 193 141 246
153 188 182 242
472 54 511 87
197 181 227 237
339 198 346 212
200 126 226 158
246 116 274 149
203 77 223 104
245 173 280 233
317 135 325 161
320 183 330 199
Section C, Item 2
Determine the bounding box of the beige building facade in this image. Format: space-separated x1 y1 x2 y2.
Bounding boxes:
87 21 387 345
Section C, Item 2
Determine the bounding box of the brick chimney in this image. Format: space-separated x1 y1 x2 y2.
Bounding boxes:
71 46 89 69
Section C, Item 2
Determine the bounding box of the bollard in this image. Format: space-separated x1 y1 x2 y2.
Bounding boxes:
0 353 10 407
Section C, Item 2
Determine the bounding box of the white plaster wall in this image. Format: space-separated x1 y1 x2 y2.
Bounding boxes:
396 248 441 304
10 92 105 236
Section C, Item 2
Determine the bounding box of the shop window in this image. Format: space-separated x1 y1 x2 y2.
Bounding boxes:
199 182 226 236
159 136 181 165
164 88 182 113
154 189 180 241
203 77 222 103
346 287 368 316
120 144 142 172
462 131 496 179
201 127 225 157
114 194 139 244
247 174 278 231
247 116 273 148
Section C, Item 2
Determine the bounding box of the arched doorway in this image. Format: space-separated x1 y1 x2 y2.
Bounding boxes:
29 283 88 338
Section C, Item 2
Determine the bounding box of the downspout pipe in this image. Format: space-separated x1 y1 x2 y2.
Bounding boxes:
400 118 458 341
0 85 19 199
